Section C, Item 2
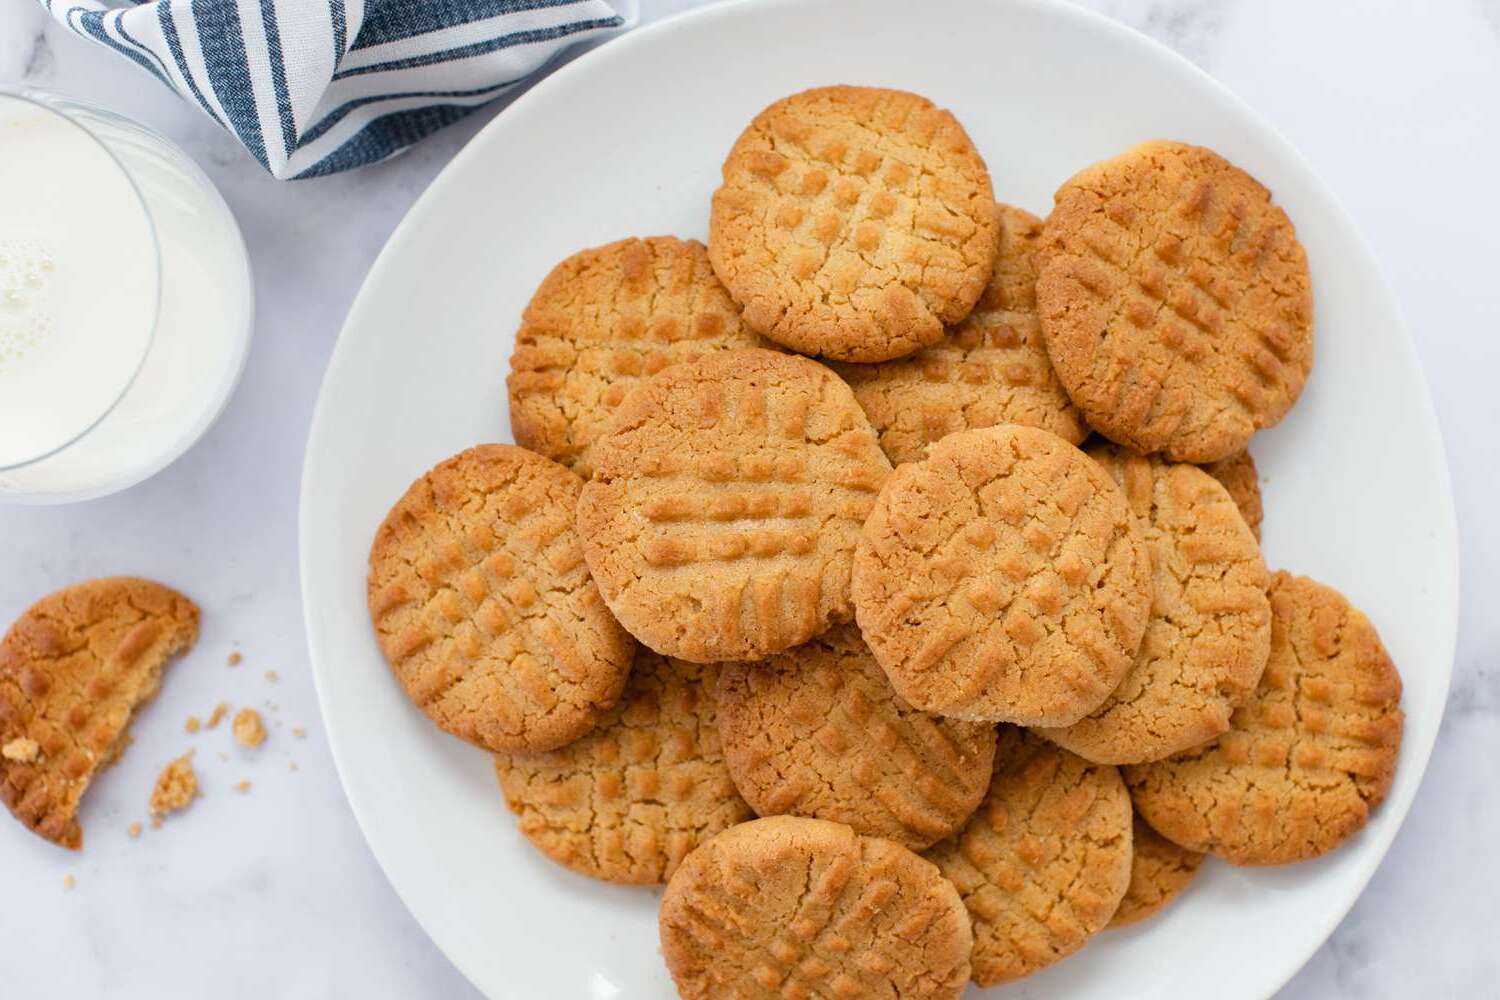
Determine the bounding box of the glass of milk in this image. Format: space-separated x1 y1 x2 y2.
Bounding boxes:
0 87 253 504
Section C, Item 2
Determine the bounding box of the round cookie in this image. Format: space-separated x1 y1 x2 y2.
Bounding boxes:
367 444 634 753
660 815 972 1000
852 424 1152 726
577 348 892 663
716 625 996 850
1036 444 1271 764
924 728 1133 985
835 204 1088 464
0 577 199 849
1124 572 1404 865
1203 448 1263 540
507 236 766 478
1037 140 1314 463
709 85 998 362
1109 815 1205 929
495 650 751 884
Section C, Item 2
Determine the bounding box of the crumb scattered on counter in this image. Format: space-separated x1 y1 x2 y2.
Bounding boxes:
234 780 251 794
205 702 229 730
184 716 201 734
63 874 75 890
227 652 242 667
127 821 142 838
149 753 199 819
291 727 306 739
264 670 279 684
232 708 266 749
288 762 299 773
2 737 39 762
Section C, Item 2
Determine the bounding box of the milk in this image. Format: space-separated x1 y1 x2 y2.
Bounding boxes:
0 91 252 503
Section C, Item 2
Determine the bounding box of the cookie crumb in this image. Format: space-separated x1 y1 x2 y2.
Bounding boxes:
291 727 306 739
234 779 251 794
127 821 143 838
184 716 201 734
149 753 199 819
150 816 162 830
205 702 229 729
232 708 266 749
264 670 279 684
288 761 299 772
227 652 242 667
63 874 75 890
2 736 39 762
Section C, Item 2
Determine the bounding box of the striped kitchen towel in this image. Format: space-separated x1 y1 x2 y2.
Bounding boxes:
39 0 637 179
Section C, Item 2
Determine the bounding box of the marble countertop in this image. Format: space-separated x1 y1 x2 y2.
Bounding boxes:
1 0 1496 996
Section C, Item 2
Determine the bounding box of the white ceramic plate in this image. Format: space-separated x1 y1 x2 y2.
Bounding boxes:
299 1 1458 996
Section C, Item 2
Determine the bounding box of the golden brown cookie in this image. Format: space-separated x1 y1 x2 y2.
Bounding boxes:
1035 444 1271 764
577 348 892 663
1037 140 1314 463
506 236 766 478
852 425 1151 726
925 728 1133 985
660 815 972 1000
716 626 996 850
835 204 1088 464
0 577 199 849
495 650 751 884
709 85 998 362
1124 572 1404 865
368 444 634 753
1109 815 1205 928
1202 448 1263 540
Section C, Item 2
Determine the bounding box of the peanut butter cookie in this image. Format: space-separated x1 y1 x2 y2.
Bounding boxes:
368 444 634 753
716 625 995 850
1109 815 1204 928
1203 448 1264 540
660 815 972 999
1037 140 1314 462
496 650 750 883
1036 444 1271 764
852 425 1151 726
709 86 998 362
0 577 199 849
506 236 765 478
1124 572 1403 865
835 204 1087 463
924 729 1133 985
577 348 892 662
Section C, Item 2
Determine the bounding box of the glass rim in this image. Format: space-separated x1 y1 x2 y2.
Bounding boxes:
0 85 164 473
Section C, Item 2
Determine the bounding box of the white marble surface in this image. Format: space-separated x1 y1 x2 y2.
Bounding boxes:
0 0 1495 996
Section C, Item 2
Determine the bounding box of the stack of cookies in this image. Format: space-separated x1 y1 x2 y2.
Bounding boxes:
368 85 1404 998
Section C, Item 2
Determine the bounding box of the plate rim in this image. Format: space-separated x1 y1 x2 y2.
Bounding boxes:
298 0 1460 996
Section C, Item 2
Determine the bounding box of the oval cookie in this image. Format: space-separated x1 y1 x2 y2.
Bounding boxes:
1036 444 1271 764
577 348 892 662
0 577 199 849
716 625 996 850
660 815 972 1000
495 650 751 883
924 729 1133 985
852 425 1152 726
835 204 1088 464
1124 572 1404 865
1037 140 1314 462
367 444 634 753
1109 815 1205 929
506 236 765 478
1203 448 1263 540
709 85 998 362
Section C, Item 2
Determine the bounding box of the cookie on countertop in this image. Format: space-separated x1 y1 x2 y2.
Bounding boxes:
577 348 892 663
1108 815 1205 929
852 425 1151 726
709 85 998 362
507 236 766 478
1202 448 1263 540
496 650 750 884
660 815 973 1000
0 577 199 849
1125 572 1403 865
716 625 996 850
924 728 1133 986
1037 140 1314 463
1036 443 1271 764
368 444 634 753
835 204 1088 464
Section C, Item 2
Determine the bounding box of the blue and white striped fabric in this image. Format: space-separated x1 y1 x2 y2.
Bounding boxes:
40 0 636 179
